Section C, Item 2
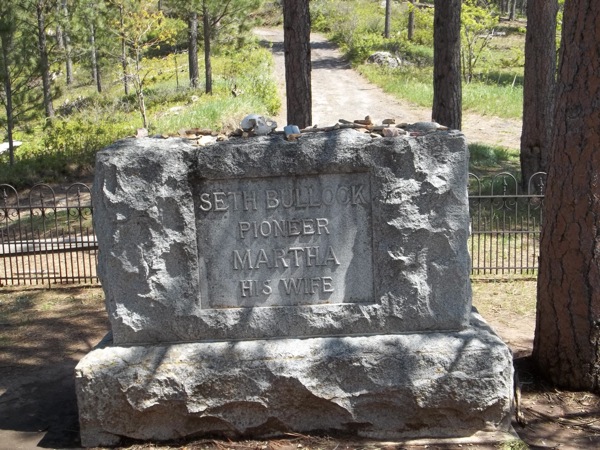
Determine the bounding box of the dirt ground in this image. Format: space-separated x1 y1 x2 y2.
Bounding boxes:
255 28 523 150
1 29 600 450
2 283 600 450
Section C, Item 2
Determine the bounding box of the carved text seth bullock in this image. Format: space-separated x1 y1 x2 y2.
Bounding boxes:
198 183 367 300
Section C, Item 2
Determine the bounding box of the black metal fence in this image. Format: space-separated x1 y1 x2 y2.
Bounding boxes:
0 183 98 287
469 172 546 279
0 174 547 287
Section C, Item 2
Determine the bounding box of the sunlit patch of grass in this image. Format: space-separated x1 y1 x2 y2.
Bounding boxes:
1 42 280 188
357 64 434 108
463 81 523 119
472 279 537 318
469 143 520 177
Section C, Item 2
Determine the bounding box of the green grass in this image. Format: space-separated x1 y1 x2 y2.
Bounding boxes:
472 279 537 318
312 0 525 120
0 43 280 189
357 62 523 120
463 79 523 119
357 64 434 108
468 143 520 179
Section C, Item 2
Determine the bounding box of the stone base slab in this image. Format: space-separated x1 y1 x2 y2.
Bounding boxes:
75 312 513 447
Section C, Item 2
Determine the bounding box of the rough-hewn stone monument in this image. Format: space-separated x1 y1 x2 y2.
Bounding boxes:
75 128 513 447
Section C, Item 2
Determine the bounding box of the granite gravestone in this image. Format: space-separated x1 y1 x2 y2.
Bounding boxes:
75 129 513 447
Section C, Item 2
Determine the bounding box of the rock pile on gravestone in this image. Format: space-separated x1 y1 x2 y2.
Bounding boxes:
75 127 514 447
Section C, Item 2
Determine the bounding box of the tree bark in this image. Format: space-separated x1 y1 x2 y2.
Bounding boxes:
520 0 557 189
283 0 311 128
509 0 517 20
0 30 15 165
36 0 54 118
90 22 102 93
202 2 212 94
432 0 461 130
533 0 600 392
384 0 391 38
188 12 199 89
408 1 416 41
61 0 73 86
119 4 129 96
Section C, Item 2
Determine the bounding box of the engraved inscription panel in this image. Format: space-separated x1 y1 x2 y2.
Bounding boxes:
194 173 374 308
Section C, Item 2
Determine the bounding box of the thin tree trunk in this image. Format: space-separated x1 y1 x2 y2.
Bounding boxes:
55 3 64 51
119 5 129 96
509 0 517 20
202 3 212 94
432 0 461 130
36 0 55 118
90 22 102 93
62 0 73 86
188 12 199 89
95 56 102 93
0 32 15 165
384 0 391 38
283 0 312 128
134 48 148 128
520 0 557 188
408 1 416 41
533 0 600 392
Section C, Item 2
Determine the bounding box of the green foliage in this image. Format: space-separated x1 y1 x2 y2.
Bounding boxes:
0 114 133 188
256 2 283 27
217 46 281 115
497 439 530 450
461 0 500 82
0 37 279 187
346 33 386 64
406 2 434 46
469 143 514 167
0 1 46 143
311 0 523 121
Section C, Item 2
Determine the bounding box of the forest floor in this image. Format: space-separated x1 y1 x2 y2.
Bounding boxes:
1 29 600 450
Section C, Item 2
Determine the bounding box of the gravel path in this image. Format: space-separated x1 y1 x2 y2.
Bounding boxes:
255 27 522 150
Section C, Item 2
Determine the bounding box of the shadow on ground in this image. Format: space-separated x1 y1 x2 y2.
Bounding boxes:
0 287 109 448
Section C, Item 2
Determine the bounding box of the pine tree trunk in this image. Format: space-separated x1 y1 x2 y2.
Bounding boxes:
283 0 312 128
90 23 102 93
533 0 600 392
188 12 199 89
408 1 416 41
62 0 73 86
432 0 461 130
384 0 391 38
509 0 517 20
119 5 129 96
0 31 15 165
520 0 557 189
36 0 54 118
202 4 212 94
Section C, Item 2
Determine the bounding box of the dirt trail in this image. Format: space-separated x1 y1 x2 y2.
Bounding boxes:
256 27 522 150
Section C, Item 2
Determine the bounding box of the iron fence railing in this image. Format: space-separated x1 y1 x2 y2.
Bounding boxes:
0 183 97 287
0 174 547 287
469 172 546 279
